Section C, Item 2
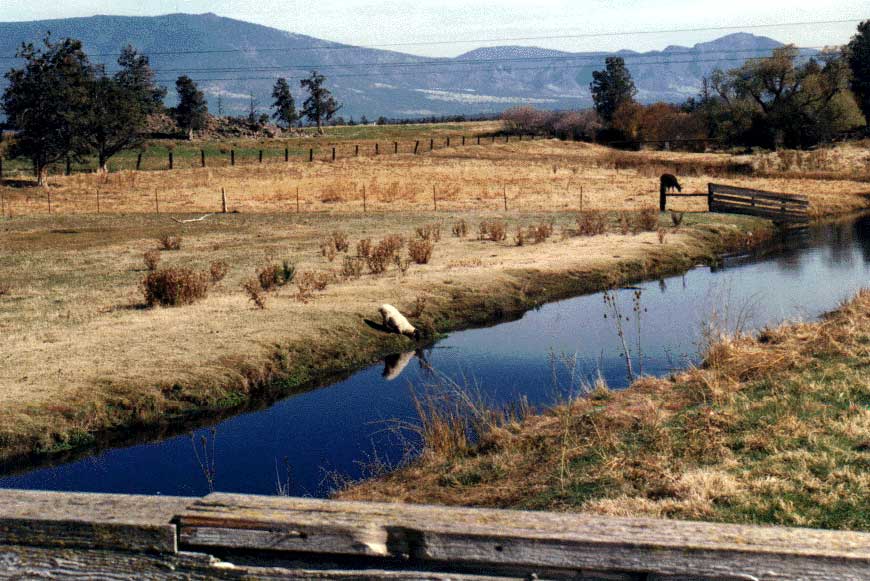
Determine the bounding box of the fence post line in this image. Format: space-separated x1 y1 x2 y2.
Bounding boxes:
285 148 289 162
231 150 235 166
462 136 466 146
394 141 398 154
221 187 227 213
447 137 450 147
136 153 142 170
355 144 359 157
375 143 379 155
47 190 51 214
201 150 206 168
414 141 420 154
259 150 263 164
332 147 336 162
430 138 434 151
503 184 508 211
309 148 314 162
168 152 173 170
432 184 437 211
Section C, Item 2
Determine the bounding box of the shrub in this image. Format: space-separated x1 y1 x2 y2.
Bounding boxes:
209 261 228 283
295 271 331 302
257 264 281 291
381 234 405 256
416 223 441 242
281 261 296 284
575 211 608 236
409 239 434 264
158 234 182 251
143 249 161 271
618 212 631 235
320 239 338 262
633 206 659 233
357 238 372 259
514 227 526 247
242 278 267 309
657 228 668 244
142 268 209 307
529 222 554 244
342 256 365 279
478 219 507 242
330 230 349 252
452 219 468 238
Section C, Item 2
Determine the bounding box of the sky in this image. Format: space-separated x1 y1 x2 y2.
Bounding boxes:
0 0 865 57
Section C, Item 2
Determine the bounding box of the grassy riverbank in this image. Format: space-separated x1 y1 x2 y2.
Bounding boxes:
340 290 870 531
0 209 767 465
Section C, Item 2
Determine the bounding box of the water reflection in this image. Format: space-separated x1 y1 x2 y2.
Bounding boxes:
1 214 868 498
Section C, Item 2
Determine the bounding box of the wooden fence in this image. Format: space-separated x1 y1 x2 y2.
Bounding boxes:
661 182 810 224
0 133 537 179
1 489 868 579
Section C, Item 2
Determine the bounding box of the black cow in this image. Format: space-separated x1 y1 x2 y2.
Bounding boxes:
660 173 682 195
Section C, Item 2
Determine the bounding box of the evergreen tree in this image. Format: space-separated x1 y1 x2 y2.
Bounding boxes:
1 35 95 185
846 20 870 123
174 76 208 139
590 57 637 124
271 78 298 128
85 46 165 172
300 71 340 134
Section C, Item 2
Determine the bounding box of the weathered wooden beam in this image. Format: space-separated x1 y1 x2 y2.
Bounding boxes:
178 494 870 580
709 183 809 202
0 489 191 553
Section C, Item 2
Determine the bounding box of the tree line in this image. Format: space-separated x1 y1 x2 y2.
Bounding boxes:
1 35 342 185
504 20 870 151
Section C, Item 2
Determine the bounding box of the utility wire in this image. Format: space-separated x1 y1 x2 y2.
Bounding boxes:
0 17 862 60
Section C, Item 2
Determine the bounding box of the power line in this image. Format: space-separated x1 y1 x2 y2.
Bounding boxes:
0 17 862 61
149 54 829 84
137 46 828 75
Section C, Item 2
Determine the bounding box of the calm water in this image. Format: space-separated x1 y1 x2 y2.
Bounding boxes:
2 215 868 497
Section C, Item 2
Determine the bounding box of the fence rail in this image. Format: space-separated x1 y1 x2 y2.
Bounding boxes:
0 489 868 579
0 133 537 179
661 182 811 224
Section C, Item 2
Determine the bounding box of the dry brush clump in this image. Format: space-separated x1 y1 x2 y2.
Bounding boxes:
142 267 210 307
575 210 608 237
452 219 468 238
415 223 442 242
341 256 365 279
366 234 406 274
143 249 161 271
209 260 229 283
408 238 435 264
157 234 182 251
478 219 507 242
295 271 332 302
243 260 296 309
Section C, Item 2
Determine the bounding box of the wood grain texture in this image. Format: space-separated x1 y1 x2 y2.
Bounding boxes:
179 493 870 580
0 489 192 553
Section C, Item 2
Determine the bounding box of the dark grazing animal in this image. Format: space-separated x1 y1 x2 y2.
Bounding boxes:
660 173 682 196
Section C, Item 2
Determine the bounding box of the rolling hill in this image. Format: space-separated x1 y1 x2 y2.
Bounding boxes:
0 13 800 119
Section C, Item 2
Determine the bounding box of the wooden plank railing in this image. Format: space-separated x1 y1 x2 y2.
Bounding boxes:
661 183 810 224
0 489 868 579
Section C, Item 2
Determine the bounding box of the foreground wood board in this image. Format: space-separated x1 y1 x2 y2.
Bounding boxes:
1 489 869 579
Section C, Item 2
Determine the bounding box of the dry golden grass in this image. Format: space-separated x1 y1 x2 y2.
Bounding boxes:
340 290 870 531
2 141 867 219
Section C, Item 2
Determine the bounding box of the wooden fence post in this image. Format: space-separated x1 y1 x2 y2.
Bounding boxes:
259 150 263 164
66 157 71 176
432 185 437 211
285 148 289 162
0 156 4 180
462 136 466 146
362 185 367 213
332 147 336 162
154 190 159 213
0 189 5 218
136 153 142 170
708 183 714 212
201 150 206 168
309 148 314 162
660 186 667 212
355 144 359 157
168 152 173 170
231 150 235 166
503 185 508 211
96 188 100 213
477 136 481 145
221 188 227 213
430 139 434 151
296 186 300 213
414 141 420 154
394 142 398 154
446 137 450 147
375 143 379 155
47 191 51 214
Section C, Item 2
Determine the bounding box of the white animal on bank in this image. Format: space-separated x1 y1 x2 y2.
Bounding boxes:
379 304 420 339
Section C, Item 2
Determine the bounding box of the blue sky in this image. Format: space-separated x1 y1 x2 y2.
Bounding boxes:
0 0 865 57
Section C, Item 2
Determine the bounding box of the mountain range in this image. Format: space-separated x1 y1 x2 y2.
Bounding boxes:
0 13 806 119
